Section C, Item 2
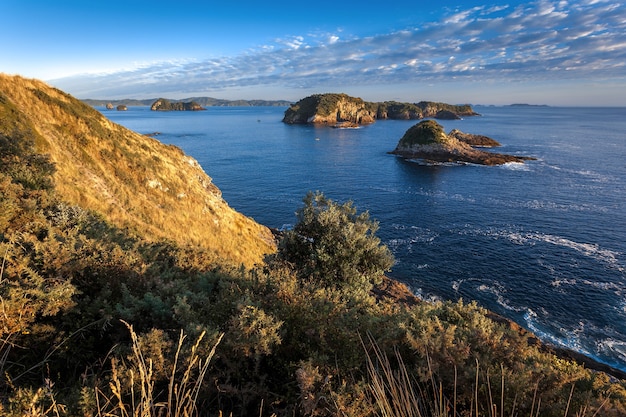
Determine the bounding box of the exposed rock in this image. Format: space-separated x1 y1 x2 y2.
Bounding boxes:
389 120 535 165
283 94 479 126
106 102 114 110
151 98 205 111
376 101 423 120
435 110 461 120
416 101 479 118
116 105 127 111
448 129 501 147
282 93 376 125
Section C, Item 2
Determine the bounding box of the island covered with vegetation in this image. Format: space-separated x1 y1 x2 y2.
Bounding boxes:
390 120 536 165
282 93 478 126
1 75 624 416
85 96 293 108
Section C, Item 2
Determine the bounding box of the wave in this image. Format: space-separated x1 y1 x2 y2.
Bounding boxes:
524 310 626 372
387 224 439 250
506 232 624 272
499 161 530 171
523 310 592 356
546 164 616 184
597 339 626 367
486 197 610 213
476 281 526 313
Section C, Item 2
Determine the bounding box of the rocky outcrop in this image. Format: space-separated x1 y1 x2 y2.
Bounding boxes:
448 129 501 147
283 94 479 126
282 93 376 126
116 105 127 111
434 110 461 120
389 120 534 165
415 101 478 118
106 102 114 110
150 98 205 111
375 101 423 120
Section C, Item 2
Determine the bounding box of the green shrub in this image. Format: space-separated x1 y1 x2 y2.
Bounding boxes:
272 191 395 294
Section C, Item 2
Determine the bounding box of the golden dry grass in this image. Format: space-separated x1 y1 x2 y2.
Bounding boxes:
0 74 275 267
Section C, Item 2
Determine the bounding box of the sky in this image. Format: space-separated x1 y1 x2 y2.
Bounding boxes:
2 0 626 106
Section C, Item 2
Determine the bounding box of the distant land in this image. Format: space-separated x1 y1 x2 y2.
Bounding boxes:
83 97 293 107
473 103 550 108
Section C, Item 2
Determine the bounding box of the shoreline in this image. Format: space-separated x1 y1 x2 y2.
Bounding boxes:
373 276 626 381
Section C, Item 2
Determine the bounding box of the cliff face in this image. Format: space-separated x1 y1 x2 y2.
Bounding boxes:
282 93 376 125
0 75 275 266
283 94 478 125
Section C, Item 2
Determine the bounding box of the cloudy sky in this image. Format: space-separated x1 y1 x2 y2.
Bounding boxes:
2 0 625 105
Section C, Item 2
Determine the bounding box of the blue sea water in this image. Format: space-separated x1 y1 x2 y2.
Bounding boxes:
102 105 626 372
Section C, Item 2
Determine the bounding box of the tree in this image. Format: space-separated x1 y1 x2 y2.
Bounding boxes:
275 191 394 292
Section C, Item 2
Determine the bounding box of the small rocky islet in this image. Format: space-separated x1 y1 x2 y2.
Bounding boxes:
390 120 536 166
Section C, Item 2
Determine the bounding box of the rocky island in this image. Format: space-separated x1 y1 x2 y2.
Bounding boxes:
390 120 535 165
150 98 205 111
282 93 478 126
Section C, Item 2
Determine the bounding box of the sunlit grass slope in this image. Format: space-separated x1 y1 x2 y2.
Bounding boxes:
0 74 275 267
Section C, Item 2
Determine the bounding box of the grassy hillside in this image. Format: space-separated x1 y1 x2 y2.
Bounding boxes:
0 74 275 267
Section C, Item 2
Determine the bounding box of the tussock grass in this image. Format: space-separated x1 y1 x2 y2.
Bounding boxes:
0 74 275 268
95 321 223 417
364 333 611 417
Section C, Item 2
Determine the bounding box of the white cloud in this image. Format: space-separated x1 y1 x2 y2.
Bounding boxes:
52 0 626 100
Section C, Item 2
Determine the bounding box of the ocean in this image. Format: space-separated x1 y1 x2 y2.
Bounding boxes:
102 105 626 373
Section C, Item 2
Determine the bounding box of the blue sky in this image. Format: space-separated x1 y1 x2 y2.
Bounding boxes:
2 0 626 105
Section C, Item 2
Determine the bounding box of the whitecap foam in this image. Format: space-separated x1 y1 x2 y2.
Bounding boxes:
451 279 465 292
580 279 624 295
477 282 525 312
502 231 624 272
523 310 591 356
499 161 530 171
546 164 615 183
550 278 577 288
597 339 626 365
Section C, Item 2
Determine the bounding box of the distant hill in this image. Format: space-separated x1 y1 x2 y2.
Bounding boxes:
0 75 275 267
83 97 292 107
507 103 550 107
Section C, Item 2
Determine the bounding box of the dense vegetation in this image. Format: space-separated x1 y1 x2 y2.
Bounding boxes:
397 120 449 146
1 76 626 416
282 93 478 124
150 98 205 111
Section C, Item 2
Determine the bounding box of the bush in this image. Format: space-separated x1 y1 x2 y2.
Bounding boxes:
272 191 394 294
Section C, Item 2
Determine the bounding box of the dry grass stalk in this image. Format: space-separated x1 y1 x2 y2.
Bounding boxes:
96 321 223 417
364 334 609 417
